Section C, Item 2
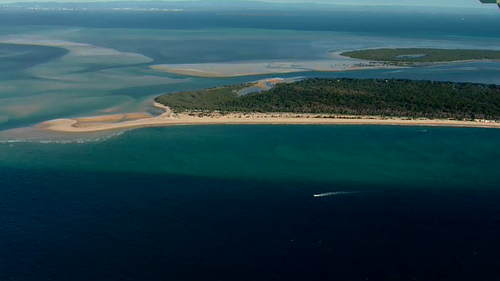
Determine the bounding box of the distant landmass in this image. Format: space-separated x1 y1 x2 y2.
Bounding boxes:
341 48 500 64
0 1 496 14
156 78 500 121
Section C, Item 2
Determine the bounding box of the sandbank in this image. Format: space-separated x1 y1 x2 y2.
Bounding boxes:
150 59 403 78
75 112 151 123
37 102 500 133
0 37 153 64
151 48 500 79
151 49 500 79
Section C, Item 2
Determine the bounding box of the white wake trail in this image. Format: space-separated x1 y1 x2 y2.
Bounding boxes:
313 191 359 198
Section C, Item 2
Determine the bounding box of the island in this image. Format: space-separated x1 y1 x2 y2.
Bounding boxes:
155 78 500 120
340 48 500 65
38 78 500 133
149 48 500 78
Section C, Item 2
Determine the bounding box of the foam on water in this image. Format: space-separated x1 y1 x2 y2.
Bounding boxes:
0 126 126 145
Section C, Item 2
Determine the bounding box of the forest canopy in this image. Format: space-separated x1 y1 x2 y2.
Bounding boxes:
340 48 500 63
155 78 500 120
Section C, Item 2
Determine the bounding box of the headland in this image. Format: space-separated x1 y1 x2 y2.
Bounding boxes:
37 78 500 133
340 48 500 65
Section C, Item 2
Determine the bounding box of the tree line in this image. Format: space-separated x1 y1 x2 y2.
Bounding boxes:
341 48 500 63
156 78 500 120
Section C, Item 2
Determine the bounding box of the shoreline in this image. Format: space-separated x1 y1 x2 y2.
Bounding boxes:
37 103 500 133
334 50 500 66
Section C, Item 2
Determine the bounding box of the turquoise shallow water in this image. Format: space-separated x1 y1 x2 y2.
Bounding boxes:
1 126 499 280
2 125 500 188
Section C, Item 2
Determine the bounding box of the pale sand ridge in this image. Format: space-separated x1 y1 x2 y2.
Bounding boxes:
150 59 402 78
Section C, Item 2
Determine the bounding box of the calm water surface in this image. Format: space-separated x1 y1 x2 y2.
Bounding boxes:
1 126 499 281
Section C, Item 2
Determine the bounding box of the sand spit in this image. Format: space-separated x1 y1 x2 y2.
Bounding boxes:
256 78 285 89
37 103 500 133
75 112 152 123
236 78 286 95
37 103 171 132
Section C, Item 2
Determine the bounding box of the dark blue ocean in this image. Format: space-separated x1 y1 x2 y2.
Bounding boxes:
1 126 500 281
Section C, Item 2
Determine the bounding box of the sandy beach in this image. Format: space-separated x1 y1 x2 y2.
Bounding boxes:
37 102 500 133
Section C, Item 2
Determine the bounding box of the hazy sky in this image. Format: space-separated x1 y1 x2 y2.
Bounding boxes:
0 0 491 9
251 0 486 7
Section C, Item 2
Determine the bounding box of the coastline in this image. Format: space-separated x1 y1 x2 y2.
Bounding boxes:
334 50 500 66
36 102 500 133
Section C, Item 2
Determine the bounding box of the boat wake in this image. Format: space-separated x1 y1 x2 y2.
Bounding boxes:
313 191 359 198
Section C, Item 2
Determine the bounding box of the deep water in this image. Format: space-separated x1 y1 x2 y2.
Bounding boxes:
1 125 499 281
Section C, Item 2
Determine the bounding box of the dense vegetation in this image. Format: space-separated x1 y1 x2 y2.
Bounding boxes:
156 78 500 120
155 84 247 111
340 48 500 63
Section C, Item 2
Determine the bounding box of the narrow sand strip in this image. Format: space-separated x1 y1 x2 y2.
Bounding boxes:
37 102 500 133
74 112 151 123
